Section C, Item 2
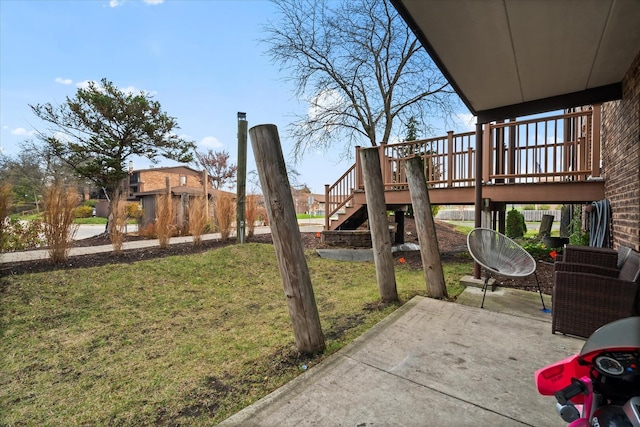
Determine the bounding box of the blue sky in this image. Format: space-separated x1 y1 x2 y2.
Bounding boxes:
0 0 473 194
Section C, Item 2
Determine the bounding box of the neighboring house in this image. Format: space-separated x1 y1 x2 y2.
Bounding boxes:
309 194 325 216
125 166 219 228
126 166 204 199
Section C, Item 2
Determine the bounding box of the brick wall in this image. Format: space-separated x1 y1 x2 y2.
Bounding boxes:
137 167 202 193
602 50 640 251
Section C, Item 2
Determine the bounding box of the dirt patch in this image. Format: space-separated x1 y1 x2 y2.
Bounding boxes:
0 219 553 295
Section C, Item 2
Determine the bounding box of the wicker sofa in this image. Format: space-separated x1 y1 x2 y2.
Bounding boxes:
552 246 640 338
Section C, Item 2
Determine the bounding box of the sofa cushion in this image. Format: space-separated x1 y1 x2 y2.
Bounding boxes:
618 251 640 283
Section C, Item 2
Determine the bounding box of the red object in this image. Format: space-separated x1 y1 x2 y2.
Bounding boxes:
398 257 406 264
550 250 557 260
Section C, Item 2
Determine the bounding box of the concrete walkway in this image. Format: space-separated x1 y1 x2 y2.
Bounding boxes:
220 294 580 426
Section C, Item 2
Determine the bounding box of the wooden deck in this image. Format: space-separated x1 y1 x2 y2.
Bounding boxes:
325 107 605 230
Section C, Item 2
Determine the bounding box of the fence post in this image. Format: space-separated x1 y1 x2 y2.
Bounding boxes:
249 124 325 354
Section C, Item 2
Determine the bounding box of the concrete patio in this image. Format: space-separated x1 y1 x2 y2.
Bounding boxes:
220 290 580 426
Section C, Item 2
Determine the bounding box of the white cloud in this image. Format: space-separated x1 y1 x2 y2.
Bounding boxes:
109 0 125 7
144 0 164 5
454 112 477 132
200 136 223 148
76 80 98 90
120 85 141 95
55 77 73 85
11 127 35 136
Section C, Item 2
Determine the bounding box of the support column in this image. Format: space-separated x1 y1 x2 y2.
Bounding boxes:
474 122 483 279
360 146 398 303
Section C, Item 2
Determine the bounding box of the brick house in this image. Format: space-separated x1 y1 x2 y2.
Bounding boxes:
126 166 204 199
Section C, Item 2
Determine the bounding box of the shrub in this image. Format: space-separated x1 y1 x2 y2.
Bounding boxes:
569 205 590 245
138 223 157 239
0 183 12 250
215 192 235 241
506 208 526 239
155 193 175 249
1 217 45 252
245 194 259 237
125 203 142 220
522 205 535 210
75 205 94 218
83 199 97 207
538 204 551 211
521 241 554 261
188 196 207 247
42 185 79 263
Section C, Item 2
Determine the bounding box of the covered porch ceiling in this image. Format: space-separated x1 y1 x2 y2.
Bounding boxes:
391 0 640 123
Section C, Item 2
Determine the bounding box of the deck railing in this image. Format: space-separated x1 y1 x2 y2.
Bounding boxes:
324 106 600 228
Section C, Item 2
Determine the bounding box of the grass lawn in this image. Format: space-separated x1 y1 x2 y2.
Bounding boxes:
1 243 470 426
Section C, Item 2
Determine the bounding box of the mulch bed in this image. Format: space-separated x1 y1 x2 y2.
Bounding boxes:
0 220 554 295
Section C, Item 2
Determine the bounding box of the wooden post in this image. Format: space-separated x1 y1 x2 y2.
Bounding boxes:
249 124 325 354
591 103 601 178
474 123 483 279
203 169 209 221
359 147 398 302
237 112 248 244
405 157 448 299
324 184 330 230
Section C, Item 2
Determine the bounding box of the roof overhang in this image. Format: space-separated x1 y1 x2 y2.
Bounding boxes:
391 0 640 123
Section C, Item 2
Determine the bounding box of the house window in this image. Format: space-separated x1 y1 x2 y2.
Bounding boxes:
180 175 187 186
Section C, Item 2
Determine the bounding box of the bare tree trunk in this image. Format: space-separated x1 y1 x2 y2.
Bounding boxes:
359 147 398 302
249 124 325 354
405 157 448 299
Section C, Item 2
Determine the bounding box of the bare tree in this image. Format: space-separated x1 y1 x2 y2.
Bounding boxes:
264 0 457 158
194 149 238 190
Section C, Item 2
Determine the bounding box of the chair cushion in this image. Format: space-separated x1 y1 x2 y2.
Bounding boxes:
618 251 640 283
617 246 632 269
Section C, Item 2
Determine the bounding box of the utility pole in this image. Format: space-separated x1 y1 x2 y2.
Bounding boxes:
237 112 248 243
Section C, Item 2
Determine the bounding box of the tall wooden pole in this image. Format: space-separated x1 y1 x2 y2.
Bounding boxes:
203 169 209 221
249 124 325 354
236 112 248 244
359 147 398 303
405 157 448 299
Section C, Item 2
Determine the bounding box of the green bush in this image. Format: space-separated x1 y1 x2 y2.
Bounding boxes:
125 203 142 219
75 205 94 218
538 204 551 210
521 241 554 260
1 218 46 252
569 205 589 245
506 208 527 239
522 205 535 210
83 199 98 207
